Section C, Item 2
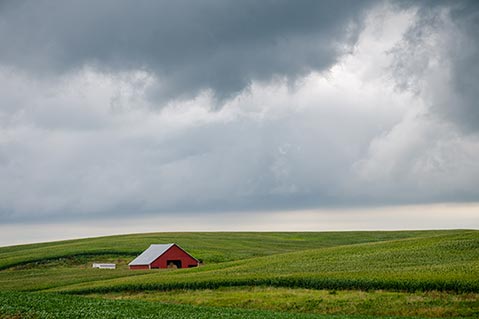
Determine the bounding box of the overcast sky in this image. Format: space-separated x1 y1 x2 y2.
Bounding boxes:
1 0 478 245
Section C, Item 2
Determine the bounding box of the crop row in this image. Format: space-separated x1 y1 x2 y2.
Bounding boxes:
0 291 378 319
62 274 479 295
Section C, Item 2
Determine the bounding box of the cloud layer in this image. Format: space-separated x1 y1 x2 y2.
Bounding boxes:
0 0 376 101
0 1 478 222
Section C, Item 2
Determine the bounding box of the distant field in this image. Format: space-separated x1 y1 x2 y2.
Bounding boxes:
52 230 479 294
0 230 478 318
0 230 442 270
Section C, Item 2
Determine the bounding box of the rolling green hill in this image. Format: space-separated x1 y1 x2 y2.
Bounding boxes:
52 230 479 294
0 230 478 318
0 230 446 270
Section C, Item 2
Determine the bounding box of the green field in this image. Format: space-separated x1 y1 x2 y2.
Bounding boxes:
0 230 478 318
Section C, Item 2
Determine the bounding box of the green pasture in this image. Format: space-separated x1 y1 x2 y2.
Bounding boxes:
0 230 477 318
52 230 479 294
0 230 444 270
93 287 479 318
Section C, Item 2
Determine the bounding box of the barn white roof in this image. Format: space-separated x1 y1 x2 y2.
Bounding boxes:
128 243 175 266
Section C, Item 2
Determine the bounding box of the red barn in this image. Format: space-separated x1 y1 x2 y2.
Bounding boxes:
128 243 199 270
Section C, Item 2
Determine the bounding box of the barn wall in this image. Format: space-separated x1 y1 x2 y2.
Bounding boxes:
150 245 198 269
129 265 149 270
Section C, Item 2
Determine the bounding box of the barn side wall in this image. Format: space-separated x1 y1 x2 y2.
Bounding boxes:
129 265 149 270
150 245 198 269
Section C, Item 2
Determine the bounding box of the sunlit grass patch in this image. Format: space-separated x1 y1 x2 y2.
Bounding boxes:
91 287 479 318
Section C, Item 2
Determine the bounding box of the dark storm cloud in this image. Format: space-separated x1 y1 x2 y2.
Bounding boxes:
0 0 377 101
446 2 479 131
391 0 479 132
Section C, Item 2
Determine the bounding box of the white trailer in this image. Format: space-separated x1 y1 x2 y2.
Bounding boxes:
92 263 116 269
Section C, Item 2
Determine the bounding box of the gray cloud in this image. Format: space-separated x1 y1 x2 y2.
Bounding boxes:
0 1 479 223
0 0 377 102
391 0 479 132
446 2 479 131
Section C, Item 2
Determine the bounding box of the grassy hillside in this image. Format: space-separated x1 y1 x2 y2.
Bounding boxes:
0 230 466 292
0 230 447 270
52 230 479 294
0 230 478 318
